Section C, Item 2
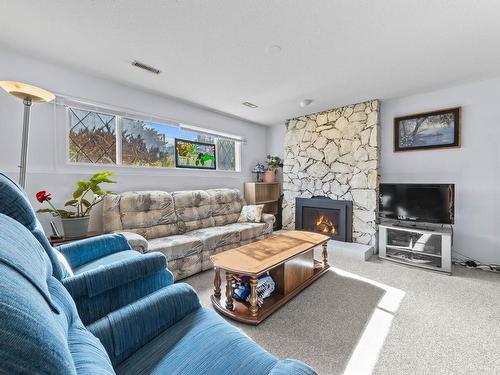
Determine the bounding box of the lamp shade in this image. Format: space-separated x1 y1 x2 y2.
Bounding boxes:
0 81 55 103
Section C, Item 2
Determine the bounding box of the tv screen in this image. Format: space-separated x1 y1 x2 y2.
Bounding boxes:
379 183 454 224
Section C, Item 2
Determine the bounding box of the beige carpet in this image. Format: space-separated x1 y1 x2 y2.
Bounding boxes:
184 247 500 375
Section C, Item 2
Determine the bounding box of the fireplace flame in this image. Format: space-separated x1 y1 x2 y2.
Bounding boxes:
315 215 336 235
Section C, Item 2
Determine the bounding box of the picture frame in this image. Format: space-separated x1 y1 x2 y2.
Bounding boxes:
175 138 216 170
394 107 461 152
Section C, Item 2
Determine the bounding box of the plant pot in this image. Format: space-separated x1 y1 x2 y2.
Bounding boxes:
61 216 90 238
263 170 276 183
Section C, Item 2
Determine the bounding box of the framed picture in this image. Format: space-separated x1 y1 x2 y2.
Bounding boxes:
175 138 216 169
394 107 461 152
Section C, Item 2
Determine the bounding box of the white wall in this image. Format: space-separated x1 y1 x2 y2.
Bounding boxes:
266 123 286 183
266 123 286 158
0 48 268 232
381 78 500 264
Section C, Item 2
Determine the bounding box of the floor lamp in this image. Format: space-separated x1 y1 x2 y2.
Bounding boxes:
0 81 55 188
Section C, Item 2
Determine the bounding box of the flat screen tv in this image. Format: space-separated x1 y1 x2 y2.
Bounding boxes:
379 183 454 224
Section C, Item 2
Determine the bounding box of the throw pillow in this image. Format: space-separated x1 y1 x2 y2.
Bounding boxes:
238 205 264 223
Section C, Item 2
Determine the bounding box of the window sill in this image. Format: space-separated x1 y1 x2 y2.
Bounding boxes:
64 161 242 177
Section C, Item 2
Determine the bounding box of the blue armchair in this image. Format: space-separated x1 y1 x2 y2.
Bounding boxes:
0 213 317 375
0 172 174 324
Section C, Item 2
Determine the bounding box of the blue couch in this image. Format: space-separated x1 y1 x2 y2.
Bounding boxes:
0 173 174 325
0 213 316 374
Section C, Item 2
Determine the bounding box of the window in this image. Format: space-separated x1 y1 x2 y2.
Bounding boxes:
217 138 236 171
121 118 175 167
67 106 240 171
69 108 116 164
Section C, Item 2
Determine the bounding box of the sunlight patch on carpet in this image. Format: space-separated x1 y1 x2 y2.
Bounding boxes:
331 267 406 375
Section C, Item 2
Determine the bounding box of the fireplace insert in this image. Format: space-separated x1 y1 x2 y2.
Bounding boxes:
295 196 353 242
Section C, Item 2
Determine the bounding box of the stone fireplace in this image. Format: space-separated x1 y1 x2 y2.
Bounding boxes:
282 100 380 246
295 196 353 242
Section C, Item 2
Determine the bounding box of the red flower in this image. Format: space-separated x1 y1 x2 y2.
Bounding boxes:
36 191 52 203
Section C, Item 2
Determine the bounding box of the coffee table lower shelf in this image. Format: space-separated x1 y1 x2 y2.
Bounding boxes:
211 262 329 325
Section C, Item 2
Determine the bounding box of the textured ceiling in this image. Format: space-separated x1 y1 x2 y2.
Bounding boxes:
1 0 499 125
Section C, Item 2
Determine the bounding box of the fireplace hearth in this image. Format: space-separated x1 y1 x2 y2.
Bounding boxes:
295 196 353 242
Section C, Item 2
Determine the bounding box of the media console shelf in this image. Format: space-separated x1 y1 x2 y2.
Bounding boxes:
379 222 452 274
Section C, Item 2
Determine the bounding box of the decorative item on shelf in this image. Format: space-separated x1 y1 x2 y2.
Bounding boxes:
251 163 265 182
233 273 275 307
36 171 116 238
175 139 216 169
394 107 461 152
0 81 55 188
263 155 283 183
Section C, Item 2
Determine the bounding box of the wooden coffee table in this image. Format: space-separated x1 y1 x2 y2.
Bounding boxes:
210 230 330 325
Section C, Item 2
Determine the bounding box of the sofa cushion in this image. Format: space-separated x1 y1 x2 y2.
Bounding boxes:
169 253 203 280
207 188 245 226
148 235 203 261
115 308 277 375
104 191 179 240
72 249 143 275
221 222 269 241
186 225 241 251
238 204 265 223
173 190 215 232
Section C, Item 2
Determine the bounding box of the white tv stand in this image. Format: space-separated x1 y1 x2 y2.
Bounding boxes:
379 221 452 274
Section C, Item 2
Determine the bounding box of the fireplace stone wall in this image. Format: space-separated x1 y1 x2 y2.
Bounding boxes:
282 100 380 245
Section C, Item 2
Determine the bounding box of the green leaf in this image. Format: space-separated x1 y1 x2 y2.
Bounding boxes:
56 209 77 218
91 185 105 196
64 199 78 207
36 208 55 214
90 171 116 184
73 180 89 199
81 198 92 208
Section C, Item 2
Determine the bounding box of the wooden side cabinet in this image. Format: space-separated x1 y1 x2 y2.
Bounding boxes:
243 182 281 227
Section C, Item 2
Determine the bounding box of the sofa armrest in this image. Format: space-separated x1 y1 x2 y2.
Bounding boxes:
62 252 168 298
269 359 318 375
118 231 148 253
57 233 131 269
88 283 201 364
262 213 275 224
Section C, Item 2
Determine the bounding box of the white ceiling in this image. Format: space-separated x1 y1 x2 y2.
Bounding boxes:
1 1 500 126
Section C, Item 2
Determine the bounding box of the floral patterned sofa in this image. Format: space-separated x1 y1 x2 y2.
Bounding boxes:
103 189 275 280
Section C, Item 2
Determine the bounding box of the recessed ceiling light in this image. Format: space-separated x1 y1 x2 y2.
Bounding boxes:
299 99 313 107
242 101 258 108
267 45 282 54
131 60 161 75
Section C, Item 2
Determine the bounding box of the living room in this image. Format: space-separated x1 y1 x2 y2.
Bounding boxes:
0 2 499 375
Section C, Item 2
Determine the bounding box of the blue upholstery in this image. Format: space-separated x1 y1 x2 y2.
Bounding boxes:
114 308 278 375
0 172 174 325
72 249 144 274
0 213 317 375
65 251 173 325
0 214 115 374
92 287 317 375
269 360 319 375
58 233 132 269
0 172 66 279
88 283 202 365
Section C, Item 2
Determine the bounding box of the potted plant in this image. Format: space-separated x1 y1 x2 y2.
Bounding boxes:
263 155 283 183
36 171 116 238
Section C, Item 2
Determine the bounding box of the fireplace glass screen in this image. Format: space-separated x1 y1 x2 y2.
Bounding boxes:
302 207 341 236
